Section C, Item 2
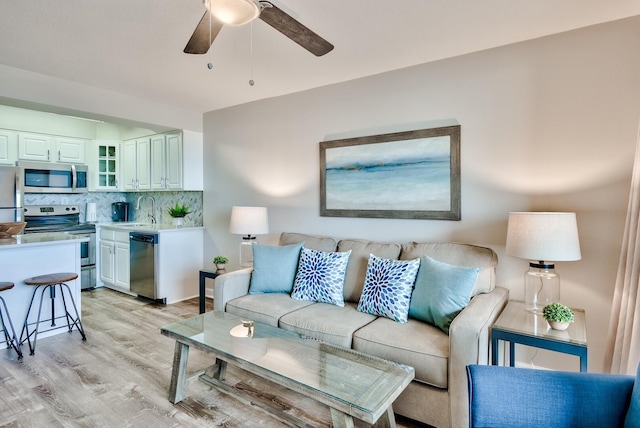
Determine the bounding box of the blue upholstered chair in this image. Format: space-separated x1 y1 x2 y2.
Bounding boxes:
467 364 640 428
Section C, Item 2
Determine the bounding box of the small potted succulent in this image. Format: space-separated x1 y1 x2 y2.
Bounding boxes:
213 255 229 272
168 203 190 227
543 302 575 331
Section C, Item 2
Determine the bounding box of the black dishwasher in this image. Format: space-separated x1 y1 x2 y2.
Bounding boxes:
129 232 162 301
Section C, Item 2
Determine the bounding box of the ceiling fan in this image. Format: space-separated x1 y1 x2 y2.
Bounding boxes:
184 0 334 56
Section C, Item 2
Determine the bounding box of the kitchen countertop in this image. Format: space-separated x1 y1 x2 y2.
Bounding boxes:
97 222 204 233
0 232 89 249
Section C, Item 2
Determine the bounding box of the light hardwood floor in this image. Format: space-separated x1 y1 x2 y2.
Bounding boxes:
0 288 428 427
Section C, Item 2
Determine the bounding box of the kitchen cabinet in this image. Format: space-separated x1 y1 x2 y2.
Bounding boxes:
95 141 120 190
0 130 17 165
123 137 151 191
96 224 203 303
18 133 86 164
54 137 86 164
114 240 130 288
99 239 115 284
18 133 52 162
151 133 182 190
98 228 131 291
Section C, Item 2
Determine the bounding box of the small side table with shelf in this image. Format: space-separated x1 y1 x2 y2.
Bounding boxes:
491 300 588 372
199 266 242 314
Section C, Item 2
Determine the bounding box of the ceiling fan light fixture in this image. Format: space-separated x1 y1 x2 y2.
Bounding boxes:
205 0 261 26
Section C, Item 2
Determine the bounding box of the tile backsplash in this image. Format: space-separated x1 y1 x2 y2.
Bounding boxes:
24 191 203 227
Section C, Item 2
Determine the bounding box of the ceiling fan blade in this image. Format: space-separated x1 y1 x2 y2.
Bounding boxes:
258 2 334 57
184 11 224 54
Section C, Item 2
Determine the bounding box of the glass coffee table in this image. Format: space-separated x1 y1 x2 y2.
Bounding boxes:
161 311 414 427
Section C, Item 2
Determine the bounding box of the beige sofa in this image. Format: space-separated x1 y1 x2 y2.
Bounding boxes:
214 232 509 428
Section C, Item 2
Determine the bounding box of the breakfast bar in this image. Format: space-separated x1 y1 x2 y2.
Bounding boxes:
0 233 88 343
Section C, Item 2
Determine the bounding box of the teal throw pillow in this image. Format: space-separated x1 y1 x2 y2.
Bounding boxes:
357 254 420 323
291 247 351 307
409 255 480 334
248 242 303 294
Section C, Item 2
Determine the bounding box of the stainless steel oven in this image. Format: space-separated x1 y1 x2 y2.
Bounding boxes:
69 230 96 289
24 205 96 289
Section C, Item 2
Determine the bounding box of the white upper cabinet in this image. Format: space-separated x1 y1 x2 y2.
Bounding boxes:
123 137 151 191
165 133 183 189
150 134 165 189
151 133 182 190
18 133 52 162
17 132 86 164
94 141 120 190
54 137 86 163
0 130 17 165
123 132 184 192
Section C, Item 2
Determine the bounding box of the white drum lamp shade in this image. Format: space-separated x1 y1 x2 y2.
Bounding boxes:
505 212 581 313
229 206 269 266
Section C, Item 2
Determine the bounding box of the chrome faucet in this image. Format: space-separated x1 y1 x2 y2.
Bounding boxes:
136 195 156 224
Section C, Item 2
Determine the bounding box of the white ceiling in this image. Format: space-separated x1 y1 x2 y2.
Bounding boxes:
1 0 639 115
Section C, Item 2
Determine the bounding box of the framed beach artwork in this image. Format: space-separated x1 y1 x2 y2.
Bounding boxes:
320 125 461 220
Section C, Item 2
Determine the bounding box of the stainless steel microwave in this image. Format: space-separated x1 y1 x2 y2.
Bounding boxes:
17 161 88 193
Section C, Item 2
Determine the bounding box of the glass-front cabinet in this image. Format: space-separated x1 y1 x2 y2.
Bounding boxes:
96 141 120 190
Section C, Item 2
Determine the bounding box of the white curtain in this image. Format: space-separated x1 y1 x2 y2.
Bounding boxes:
605 124 640 375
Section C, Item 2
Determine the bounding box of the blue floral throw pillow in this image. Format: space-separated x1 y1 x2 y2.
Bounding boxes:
291 247 351 307
357 254 420 323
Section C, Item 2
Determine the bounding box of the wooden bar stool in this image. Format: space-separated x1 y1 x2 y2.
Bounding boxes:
20 272 86 355
0 282 22 359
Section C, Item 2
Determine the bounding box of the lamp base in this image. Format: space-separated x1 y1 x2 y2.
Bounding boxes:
524 261 560 314
239 236 256 267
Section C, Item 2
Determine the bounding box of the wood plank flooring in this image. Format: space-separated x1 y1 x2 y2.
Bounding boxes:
0 288 429 427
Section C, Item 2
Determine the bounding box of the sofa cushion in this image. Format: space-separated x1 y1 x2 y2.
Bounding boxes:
357 254 420 323
291 247 351 307
337 239 402 303
226 294 315 326
399 242 497 295
279 302 377 348
353 316 449 388
409 255 480 334
279 232 338 252
249 242 303 294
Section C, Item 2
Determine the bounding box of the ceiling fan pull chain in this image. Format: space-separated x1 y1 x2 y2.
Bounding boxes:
207 0 214 69
249 20 255 86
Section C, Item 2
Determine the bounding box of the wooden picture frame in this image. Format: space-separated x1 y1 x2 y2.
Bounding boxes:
320 125 461 220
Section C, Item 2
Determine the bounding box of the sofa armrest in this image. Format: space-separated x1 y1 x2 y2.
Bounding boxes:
448 286 509 428
467 365 635 427
213 268 253 312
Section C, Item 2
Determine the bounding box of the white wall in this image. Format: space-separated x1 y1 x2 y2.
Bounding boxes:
0 104 163 140
203 16 640 373
0 64 202 133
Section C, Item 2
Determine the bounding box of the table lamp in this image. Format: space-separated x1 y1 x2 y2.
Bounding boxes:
505 212 581 313
229 206 269 267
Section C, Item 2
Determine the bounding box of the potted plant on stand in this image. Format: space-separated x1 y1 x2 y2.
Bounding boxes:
213 255 229 272
168 203 190 227
543 302 575 331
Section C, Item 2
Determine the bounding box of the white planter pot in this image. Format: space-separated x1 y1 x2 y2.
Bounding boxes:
548 320 571 331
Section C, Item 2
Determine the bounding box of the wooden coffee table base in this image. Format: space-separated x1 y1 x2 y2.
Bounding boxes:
168 341 400 428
